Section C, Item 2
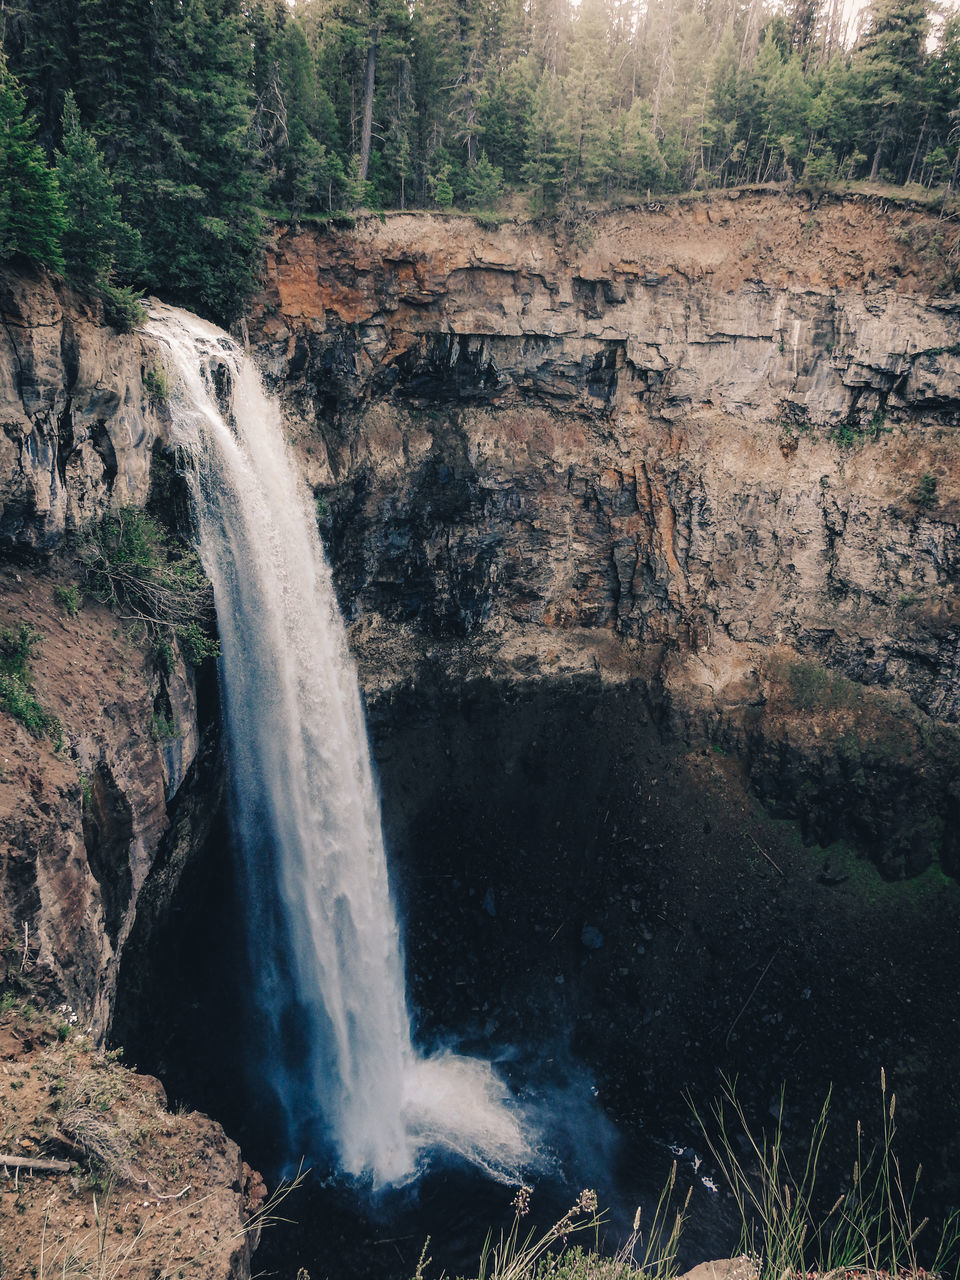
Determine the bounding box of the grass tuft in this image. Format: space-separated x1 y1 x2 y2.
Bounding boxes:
691 1072 960 1280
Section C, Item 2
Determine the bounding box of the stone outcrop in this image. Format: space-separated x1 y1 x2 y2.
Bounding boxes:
0 265 169 549
0 273 241 1279
0 1006 262 1280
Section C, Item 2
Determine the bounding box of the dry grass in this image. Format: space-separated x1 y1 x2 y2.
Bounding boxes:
691 1072 960 1280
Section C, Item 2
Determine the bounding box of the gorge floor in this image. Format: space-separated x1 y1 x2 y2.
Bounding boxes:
111 673 960 1280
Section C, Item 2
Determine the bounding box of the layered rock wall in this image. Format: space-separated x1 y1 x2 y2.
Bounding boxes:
247 196 960 876
0 267 173 548
0 267 213 1035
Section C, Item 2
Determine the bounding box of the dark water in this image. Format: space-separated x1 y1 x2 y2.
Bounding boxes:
251 1126 736 1280
114 677 960 1278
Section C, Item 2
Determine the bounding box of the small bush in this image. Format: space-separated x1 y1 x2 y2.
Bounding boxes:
830 420 859 448
78 509 219 666
54 583 81 616
910 472 938 509
0 624 62 744
99 282 146 333
150 709 179 742
0 622 38 679
142 365 170 404
781 658 859 713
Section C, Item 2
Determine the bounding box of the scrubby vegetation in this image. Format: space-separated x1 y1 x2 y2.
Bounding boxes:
77 509 219 667
0 622 62 744
437 1076 958 1280
693 1074 960 1280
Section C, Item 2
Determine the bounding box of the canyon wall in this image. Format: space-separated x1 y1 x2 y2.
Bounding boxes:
247 194 960 878
3 196 960 1273
0 270 252 1280
0 265 215 1034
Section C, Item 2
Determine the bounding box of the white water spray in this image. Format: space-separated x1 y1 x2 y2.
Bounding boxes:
146 304 536 1188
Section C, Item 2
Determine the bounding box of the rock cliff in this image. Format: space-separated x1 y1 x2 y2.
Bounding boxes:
3 196 960 1276
0 265 213 1035
0 267 169 549
247 194 960 879
0 269 251 1280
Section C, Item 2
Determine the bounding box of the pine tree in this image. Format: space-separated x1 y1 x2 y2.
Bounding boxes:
0 53 64 270
522 69 570 213
56 90 141 286
477 56 537 183
429 161 455 208
464 149 502 209
1 0 78 150
856 0 929 182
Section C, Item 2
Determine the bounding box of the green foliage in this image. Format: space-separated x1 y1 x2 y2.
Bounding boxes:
476 1189 606 1280
784 658 859 712
4 0 960 294
78 508 219 667
56 90 141 288
142 365 170 404
0 623 62 744
150 709 179 742
343 154 376 210
909 472 938 508
448 1177 689 1280
429 163 454 210
464 151 503 212
0 53 64 270
0 622 40 681
802 146 837 190
53 583 81 617
98 281 146 333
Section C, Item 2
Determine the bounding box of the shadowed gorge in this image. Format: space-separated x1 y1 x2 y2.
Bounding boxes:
4 198 960 1280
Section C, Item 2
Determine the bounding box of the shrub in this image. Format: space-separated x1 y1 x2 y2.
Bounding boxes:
78 509 219 666
98 281 146 333
910 473 938 509
0 623 62 744
142 365 170 404
150 709 178 742
54 583 81 616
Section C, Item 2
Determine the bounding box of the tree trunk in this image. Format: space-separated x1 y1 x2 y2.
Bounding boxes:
359 25 378 182
875 122 890 183
1 1154 74 1173
906 112 928 186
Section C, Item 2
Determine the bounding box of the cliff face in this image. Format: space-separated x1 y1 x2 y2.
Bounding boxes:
0 267 170 549
247 196 960 878
0 266 216 1035
0 272 248 1279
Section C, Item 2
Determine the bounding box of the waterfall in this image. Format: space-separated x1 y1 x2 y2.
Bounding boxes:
146 304 536 1188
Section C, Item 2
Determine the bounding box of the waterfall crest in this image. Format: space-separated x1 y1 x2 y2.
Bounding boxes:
146 304 536 1188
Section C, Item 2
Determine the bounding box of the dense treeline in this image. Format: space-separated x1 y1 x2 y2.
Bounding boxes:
2 0 959 322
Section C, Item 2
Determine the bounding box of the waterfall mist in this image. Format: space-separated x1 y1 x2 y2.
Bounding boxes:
145 304 537 1188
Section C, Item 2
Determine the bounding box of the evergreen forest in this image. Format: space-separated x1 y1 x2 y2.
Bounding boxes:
2 0 959 323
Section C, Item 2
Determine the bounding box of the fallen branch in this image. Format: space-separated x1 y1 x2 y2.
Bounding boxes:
748 833 785 877
725 946 782 1048
1 1153 75 1174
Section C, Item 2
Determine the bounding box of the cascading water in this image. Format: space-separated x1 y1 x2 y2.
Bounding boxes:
146 304 537 1188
